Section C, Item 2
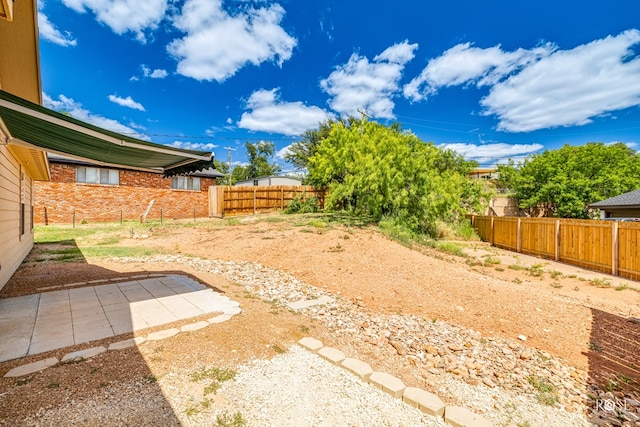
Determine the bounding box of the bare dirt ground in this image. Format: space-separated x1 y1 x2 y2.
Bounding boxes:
1 214 640 424
144 216 640 372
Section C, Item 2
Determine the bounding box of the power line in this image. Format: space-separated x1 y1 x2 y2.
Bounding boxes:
119 132 300 141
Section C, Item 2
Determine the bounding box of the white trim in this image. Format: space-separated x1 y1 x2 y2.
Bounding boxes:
0 98 211 161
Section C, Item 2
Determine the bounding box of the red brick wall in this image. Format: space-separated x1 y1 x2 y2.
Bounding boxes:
34 163 217 224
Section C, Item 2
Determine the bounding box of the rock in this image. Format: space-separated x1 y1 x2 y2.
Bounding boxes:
520 350 533 360
465 377 481 386
448 344 464 352
482 377 496 388
518 334 527 341
424 345 439 355
452 367 469 378
391 341 407 356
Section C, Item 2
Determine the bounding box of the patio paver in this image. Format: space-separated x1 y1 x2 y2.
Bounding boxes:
0 275 240 363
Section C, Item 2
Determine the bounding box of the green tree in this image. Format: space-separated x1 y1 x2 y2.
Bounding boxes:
497 142 640 218
245 141 281 179
307 118 488 236
213 159 230 185
284 117 355 171
229 141 281 184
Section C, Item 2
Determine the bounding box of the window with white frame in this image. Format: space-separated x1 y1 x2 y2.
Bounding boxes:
171 176 200 190
76 166 119 185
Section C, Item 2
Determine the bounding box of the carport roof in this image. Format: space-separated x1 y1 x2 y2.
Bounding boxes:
0 89 213 177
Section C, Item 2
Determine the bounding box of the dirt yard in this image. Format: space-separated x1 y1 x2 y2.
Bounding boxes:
142 216 640 371
1 214 639 425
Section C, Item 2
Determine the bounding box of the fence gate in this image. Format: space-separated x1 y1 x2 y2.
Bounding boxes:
208 186 225 217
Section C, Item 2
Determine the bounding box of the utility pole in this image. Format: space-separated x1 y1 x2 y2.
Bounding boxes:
356 108 371 121
223 146 236 186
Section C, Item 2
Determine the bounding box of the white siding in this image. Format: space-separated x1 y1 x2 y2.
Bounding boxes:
0 144 34 290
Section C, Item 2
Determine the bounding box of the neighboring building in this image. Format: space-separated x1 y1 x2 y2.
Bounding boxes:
588 190 640 219
0 0 49 290
34 156 224 224
234 176 303 187
0 1 214 290
468 168 498 180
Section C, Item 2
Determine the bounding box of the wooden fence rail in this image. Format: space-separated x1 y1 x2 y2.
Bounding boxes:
467 215 640 281
209 185 325 217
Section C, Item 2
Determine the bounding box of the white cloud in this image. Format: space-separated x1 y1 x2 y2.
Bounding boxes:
275 143 294 160
108 94 145 111
321 40 418 119
167 141 218 151
43 93 148 139
142 65 168 79
403 42 555 102
238 88 334 136
131 65 169 81
60 0 168 43
167 0 296 82
38 12 77 47
482 30 640 132
440 142 544 165
149 69 168 78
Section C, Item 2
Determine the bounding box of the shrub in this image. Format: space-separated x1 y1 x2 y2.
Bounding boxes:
284 194 320 214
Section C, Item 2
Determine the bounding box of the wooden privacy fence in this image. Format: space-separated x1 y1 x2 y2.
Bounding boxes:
209 185 326 217
468 215 640 281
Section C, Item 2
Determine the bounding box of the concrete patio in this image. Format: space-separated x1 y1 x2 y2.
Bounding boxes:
0 275 241 363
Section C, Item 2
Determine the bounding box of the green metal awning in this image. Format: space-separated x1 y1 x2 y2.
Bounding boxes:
0 89 213 177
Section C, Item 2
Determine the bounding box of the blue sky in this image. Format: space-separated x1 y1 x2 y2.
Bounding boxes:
37 0 640 171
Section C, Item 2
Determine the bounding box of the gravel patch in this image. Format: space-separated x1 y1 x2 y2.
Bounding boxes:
117 255 599 426
215 345 446 427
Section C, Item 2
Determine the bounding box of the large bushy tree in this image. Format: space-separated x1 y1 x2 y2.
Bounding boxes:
284 117 356 171
497 142 640 218
305 118 489 236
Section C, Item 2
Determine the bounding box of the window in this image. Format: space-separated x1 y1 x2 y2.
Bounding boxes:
171 176 200 191
76 167 119 185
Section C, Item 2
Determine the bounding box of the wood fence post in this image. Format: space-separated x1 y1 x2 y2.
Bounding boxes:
516 218 522 253
281 188 284 210
554 219 561 261
253 188 257 215
490 216 495 245
612 221 619 276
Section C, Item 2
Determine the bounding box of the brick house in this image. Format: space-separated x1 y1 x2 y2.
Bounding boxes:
34 155 224 224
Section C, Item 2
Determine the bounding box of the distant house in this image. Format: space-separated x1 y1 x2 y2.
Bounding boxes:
588 190 640 219
468 168 498 180
234 176 303 187
34 155 224 224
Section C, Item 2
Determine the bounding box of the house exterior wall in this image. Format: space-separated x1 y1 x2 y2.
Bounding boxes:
600 208 640 219
0 143 35 290
0 0 44 290
34 163 218 224
0 0 41 103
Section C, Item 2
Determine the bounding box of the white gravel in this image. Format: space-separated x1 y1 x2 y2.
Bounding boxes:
214 345 446 427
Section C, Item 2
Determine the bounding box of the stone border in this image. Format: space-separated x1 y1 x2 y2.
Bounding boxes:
36 273 168 292
298 337 493 427
3 310 241 378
